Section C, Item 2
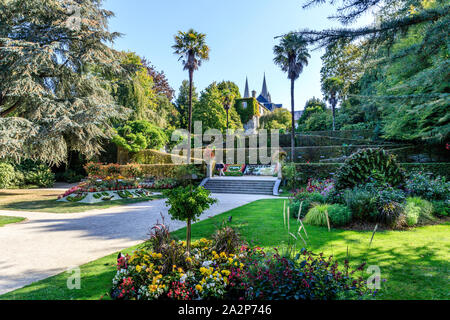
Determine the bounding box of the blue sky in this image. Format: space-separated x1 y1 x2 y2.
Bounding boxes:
103 0 374 111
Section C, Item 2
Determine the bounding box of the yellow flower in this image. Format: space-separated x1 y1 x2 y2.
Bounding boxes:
221 270 230 276
186 256 192 263
135 265 142 273
220 252 227 258
195 284 203 292
178 267 183 273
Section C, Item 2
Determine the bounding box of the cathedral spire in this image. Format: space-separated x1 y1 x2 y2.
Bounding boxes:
261 73 268 100
244 76 250 98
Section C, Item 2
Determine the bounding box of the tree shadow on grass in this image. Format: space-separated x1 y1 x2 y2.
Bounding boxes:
0 196 164 213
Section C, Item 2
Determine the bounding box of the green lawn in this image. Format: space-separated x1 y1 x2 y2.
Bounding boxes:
0 189 165 213
1 199 449 300
0 215 25 227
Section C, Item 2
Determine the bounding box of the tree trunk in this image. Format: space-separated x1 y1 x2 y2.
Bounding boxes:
332 101 336 131
290 78 295 162
187 69 194 164
186 218 191 254
226 108 229 130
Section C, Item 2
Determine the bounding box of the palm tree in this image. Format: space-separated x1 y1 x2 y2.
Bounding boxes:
221 88 236 130
273 32 310 161
172 29 210 163
322 77 344 131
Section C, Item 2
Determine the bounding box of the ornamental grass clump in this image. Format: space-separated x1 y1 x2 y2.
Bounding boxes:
303 204 330 227
405 197 435 224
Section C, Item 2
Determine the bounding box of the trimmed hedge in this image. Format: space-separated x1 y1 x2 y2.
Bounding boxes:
402 163 450 179
85 163 206 180
131 149 205 165
288 162 450 185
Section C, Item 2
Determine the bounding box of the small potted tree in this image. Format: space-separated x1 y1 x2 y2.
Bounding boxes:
164 185 217 254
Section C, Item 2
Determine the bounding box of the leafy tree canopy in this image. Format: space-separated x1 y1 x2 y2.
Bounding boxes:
0 0 127 165
259 108 292 130
112 120 168 153
193 82 242 132
311 0 449 142
297 97 327 128
175 80 199 129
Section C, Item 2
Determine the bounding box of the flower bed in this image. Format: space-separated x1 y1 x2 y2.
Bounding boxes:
110 226 374 300
58 188 154 204
58 175 179 203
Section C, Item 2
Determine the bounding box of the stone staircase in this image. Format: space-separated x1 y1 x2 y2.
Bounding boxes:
202 178 278 195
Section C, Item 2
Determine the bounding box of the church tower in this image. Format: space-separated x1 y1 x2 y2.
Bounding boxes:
260 73 269 101
243 77 250 98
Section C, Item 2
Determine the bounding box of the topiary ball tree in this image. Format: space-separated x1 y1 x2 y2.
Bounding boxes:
164 185 217 254
334 148 406 190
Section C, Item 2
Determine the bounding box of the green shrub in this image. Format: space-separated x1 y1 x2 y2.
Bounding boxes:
326 204 352 227
405 172 449 201
0 162 15 189
406 197 435 223
290 192 325 219
14 160 55 188
344 189 377 221
24 165 55 188
283 162 302 191
304 204 330 227
402 163 450 179
334 148 406 190
61 169 85 183
112 120 168 153
404 202 420 226
431 200 449 217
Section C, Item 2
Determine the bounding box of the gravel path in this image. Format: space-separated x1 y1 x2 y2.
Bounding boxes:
0 193 278 295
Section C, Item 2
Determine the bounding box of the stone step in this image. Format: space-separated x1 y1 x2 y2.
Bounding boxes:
203 178 278 195
206 190 274 195
205 181 275 185
206 188 274 192
204 184 274 189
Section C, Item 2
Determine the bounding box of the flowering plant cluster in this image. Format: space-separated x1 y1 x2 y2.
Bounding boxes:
59 184 86 199
301 178 335 197
405 171 449 201
111 238 245 300
239 248 374 300
58 178 143 199
110 231 374 300
141 178 178 190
